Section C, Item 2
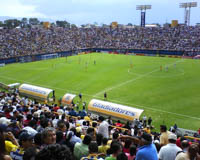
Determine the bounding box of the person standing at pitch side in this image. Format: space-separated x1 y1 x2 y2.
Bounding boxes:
79 93 82 102
104 92 107 101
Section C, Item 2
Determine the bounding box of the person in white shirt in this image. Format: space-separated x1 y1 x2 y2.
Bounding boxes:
159 133 182 160
97 116 109 138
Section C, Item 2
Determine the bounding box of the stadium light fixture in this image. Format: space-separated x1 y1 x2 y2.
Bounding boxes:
180 3 188 8
136 5 152 11
179 2 197 26
136 5 152 27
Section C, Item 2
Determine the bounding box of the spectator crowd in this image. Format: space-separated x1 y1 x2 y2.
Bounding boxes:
0 90 200 160
0 25 200 59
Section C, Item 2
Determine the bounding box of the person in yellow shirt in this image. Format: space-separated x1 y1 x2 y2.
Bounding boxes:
160 125 171 146
107 131 119 146
84 115 90 121
5 140 18 154
10 131 34 160
0 127 12 160
143 125 151 134
98 138 110 154
4 131 19 154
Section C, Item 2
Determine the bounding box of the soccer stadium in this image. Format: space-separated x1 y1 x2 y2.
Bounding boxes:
0 1 200 160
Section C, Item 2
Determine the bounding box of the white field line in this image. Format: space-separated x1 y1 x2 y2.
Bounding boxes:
128 68 185 78
94 59 184 97
1 59 200 121
0 75 84 96
0 74 199 120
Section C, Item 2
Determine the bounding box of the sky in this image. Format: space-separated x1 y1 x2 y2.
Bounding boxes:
0 0 199 26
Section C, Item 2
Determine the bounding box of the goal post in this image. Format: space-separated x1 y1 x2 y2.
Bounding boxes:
41 53 59 60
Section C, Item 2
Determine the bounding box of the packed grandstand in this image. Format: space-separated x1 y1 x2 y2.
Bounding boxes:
0 18 200 160
0 26 200 59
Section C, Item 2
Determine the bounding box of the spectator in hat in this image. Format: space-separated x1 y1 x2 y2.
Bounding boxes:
10 131 34 160
158 133 182 160
22 119 38 136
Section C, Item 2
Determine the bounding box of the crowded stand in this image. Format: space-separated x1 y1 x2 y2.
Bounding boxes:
0 90 200 160
0 25 200 59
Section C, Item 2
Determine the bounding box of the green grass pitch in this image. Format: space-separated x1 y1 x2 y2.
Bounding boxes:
0 53 200 131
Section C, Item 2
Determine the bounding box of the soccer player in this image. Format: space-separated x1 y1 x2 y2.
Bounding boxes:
165 65 168 72
130 60 133 69
78 57 81 64
130 62 133 69
94 60 96 65
160 65 162 71
104 92 107 101
52 90 55 102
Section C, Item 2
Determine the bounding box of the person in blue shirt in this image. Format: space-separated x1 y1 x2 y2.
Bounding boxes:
119 132 158 160
135 132 158 160
68 109 77 116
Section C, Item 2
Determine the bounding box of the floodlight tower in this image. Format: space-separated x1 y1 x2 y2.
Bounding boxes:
136 5 152 27
179 2 197 26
